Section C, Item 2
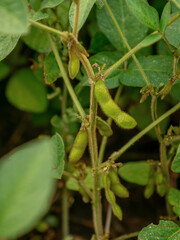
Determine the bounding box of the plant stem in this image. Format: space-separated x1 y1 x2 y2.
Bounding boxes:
102 0 149 86
48 34 85 117
29 19 67 37
98 102 180 167
104 42 142 78
73 0 80 38
112 231 139 240
162 35 174 53
89 84 103 238
151 96 162 143
104 204 112 236
62 188 69 237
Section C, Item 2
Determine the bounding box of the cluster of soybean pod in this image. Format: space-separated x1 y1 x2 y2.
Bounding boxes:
63 29 139 220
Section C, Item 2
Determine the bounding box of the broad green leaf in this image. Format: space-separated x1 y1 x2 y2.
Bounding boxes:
171 0 180 9
120 55 173 87
96 0 104 9
129 97 169 139
97 0 148 52
0 0 28 34
171 145 180 173
51 133 65 179
140 32 162 48
160 2 171 33
44 52 60 84
28 12 49 21
23 26 51 53
138 220 180 240
0 139 56 238
125 0 160 30
56 0 71 30
41 0 64 9
168 188 180 217
165 13 180 48
79 52 123 89
69 0 96 31
0 34 19 61
0 62 10 81
29 0 41 11
118 161 150 186
6 68 48 113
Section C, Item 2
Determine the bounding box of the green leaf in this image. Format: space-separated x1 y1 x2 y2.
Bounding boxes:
165 13 180 48
0 34 19 61
125 0 160 30
0 62 10 81
0 0 28 34
140 32 162 48
51 133 65 179
44 52 60 84
41 0 64 9
28 11 49 21
69 0 96 31
0 138 56 238
6 68 48 113
171 0 180 9
97 0 148 52
138 220 180 240
168 188 180 217
118 161 150 186
120 55 173 87
171 145 180 173
23 26 51 53
160 2 171 33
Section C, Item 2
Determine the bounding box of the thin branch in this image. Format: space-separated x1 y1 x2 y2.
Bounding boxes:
112 231 139 240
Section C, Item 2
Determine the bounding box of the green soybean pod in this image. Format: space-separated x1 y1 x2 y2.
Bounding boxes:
96 116 113 137
68 127 88 163
109 168 129 198
156 182 166 197
144 179 155 199
155 168 164 185
103 172 123 220
68 49 80 79
94 79 137 129
79 185 89 203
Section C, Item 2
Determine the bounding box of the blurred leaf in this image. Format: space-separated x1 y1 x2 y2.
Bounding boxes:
171 0 180 9
125 0 160 30
23 26 51 53
29 0 41 11
160 2 171 33
171 82 180 101
96 0 104 9
97 0 148 52
56 1 71 30
0 0 28 34
29 11 49 21
0 139 56 238
41 0 64 9
51 133 65 179
69 0 96 31
118 161 150 186
120 55 173 87
171 145 180 173
51 115 63 129
129 97 169 139
89 32 115 54
0 34 19 61
6 68 48 113
44 52 60 84
138 220 180 240
0 62 10 81
168 188 180 217
165 13 180 48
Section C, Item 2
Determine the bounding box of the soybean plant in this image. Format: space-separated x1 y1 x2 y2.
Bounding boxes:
0 0 180 240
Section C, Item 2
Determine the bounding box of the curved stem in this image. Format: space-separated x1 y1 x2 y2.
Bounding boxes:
48 34 85 117
102 0 149 86
29 19 67 37
73 0 81 38
151 96 162 143
112 231 139 240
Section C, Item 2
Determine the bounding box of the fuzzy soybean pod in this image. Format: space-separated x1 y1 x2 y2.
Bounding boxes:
109 168 129 198
94 79 137 129
68 127 88 163
103 172 123 220
96 116 113 137
144 166 156 199
68 47 80 79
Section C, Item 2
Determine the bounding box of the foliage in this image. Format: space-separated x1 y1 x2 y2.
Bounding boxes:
0 0 179 239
